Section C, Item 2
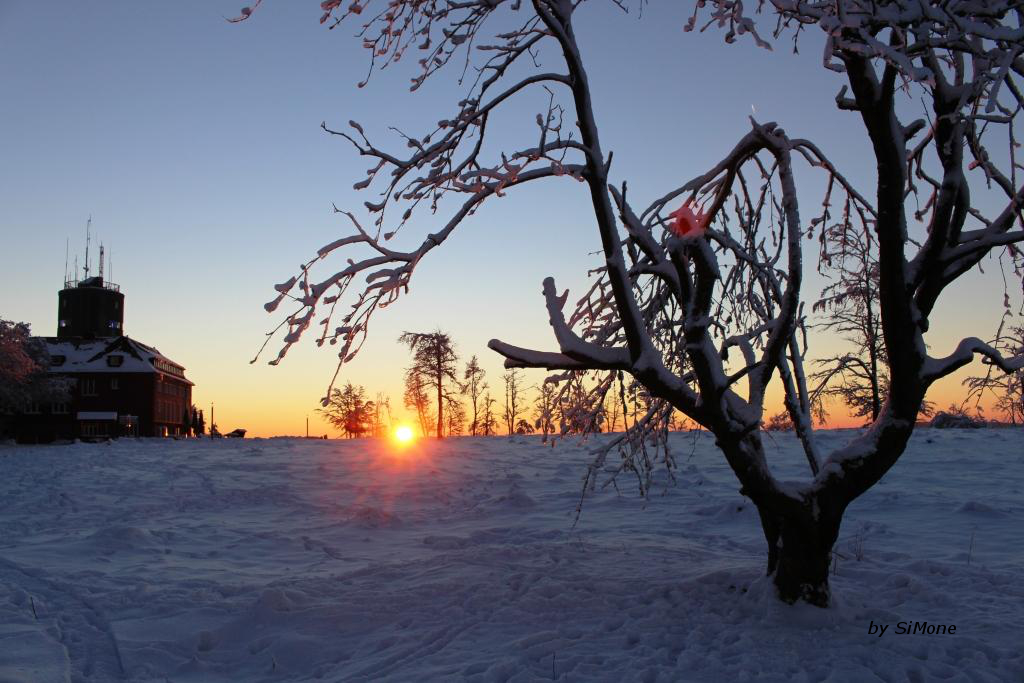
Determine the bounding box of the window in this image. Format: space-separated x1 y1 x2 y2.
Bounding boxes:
81 422 110 438
25 402 41 414
80 378 97 396
110 378 119 390
51 355 66 367
52 402 69 414
107 355 124 367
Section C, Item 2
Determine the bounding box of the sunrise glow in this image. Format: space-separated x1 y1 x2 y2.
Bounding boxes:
394 425 414 444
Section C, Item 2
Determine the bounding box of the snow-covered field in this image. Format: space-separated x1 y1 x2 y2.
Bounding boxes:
1 429 1021 682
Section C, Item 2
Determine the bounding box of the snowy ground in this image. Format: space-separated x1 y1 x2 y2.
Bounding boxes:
1 429 1021 682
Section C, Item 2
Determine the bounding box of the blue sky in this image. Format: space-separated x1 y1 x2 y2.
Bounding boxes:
0 1 1014 434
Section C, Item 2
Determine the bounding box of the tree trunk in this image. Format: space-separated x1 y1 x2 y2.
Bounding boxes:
436 356 444 440
757 502 843 607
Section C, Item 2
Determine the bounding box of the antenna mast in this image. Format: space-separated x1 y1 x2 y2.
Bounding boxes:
84 216 92 278
99 243 105 280
64 238 69 284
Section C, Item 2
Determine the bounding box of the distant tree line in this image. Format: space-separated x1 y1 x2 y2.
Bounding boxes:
320 314 1024 439
314 328 703 441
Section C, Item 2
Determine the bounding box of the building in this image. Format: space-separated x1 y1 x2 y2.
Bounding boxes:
15 275 194 441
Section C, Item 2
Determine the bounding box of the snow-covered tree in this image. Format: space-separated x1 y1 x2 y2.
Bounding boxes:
252 1 1024 605
0 319 68 414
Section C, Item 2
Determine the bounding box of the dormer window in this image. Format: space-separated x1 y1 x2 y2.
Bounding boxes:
107 354 124 367
51 355 66 367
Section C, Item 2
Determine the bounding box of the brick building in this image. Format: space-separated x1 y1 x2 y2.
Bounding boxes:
15 275 193 441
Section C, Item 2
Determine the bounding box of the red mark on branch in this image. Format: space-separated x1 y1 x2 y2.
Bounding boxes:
669 202 707 238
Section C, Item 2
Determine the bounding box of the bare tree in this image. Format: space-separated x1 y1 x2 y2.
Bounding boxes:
557 372 605 435
809 223 886 423
533 380 557 442
463 355 487 435
605 383 621 433
502 368 525 436
371 392 392 437
965 322 1024 424
399 330 460 439
252 1 1024 605
403 366 433 438
445 393 467 436
479 392 499 436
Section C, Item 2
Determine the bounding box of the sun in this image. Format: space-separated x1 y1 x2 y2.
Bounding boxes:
394 425 414 444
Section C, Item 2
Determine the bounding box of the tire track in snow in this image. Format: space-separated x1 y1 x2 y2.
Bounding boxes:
345 620 480 681
0 557 126 681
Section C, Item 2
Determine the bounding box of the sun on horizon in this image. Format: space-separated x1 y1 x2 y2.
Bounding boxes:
393 425 414 444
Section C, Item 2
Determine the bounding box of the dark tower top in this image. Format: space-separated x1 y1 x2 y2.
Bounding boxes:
57 276 124 339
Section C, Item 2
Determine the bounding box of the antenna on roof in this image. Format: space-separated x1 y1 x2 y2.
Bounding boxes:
64 238 69 283
109 246 113 285
99 243 105 280
84 216 92 278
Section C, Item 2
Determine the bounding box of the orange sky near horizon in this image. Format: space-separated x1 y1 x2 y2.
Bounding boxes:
1 2 1019 441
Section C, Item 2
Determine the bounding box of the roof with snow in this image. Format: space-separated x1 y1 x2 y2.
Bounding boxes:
42 336 193 385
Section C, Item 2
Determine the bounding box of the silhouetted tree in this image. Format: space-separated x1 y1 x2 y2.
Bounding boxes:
514 418 534 435
533 381 557 443
369 392 392 437
399 330 459 439
557 373 604 435
764 412 794 432
403 367 433 438
462 355 487 436
810 223 886 423
502 368 524 436
319 382 371 438
965 323 1024 424
445 395 466 436
479 392 498 437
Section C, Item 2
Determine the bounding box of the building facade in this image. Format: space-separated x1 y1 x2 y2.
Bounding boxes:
14 276 193 441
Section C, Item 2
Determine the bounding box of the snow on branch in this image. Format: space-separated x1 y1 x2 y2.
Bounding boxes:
253 1 595 403
923 336 1024 383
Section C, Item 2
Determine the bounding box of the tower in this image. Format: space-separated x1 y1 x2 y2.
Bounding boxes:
57 275 124 339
